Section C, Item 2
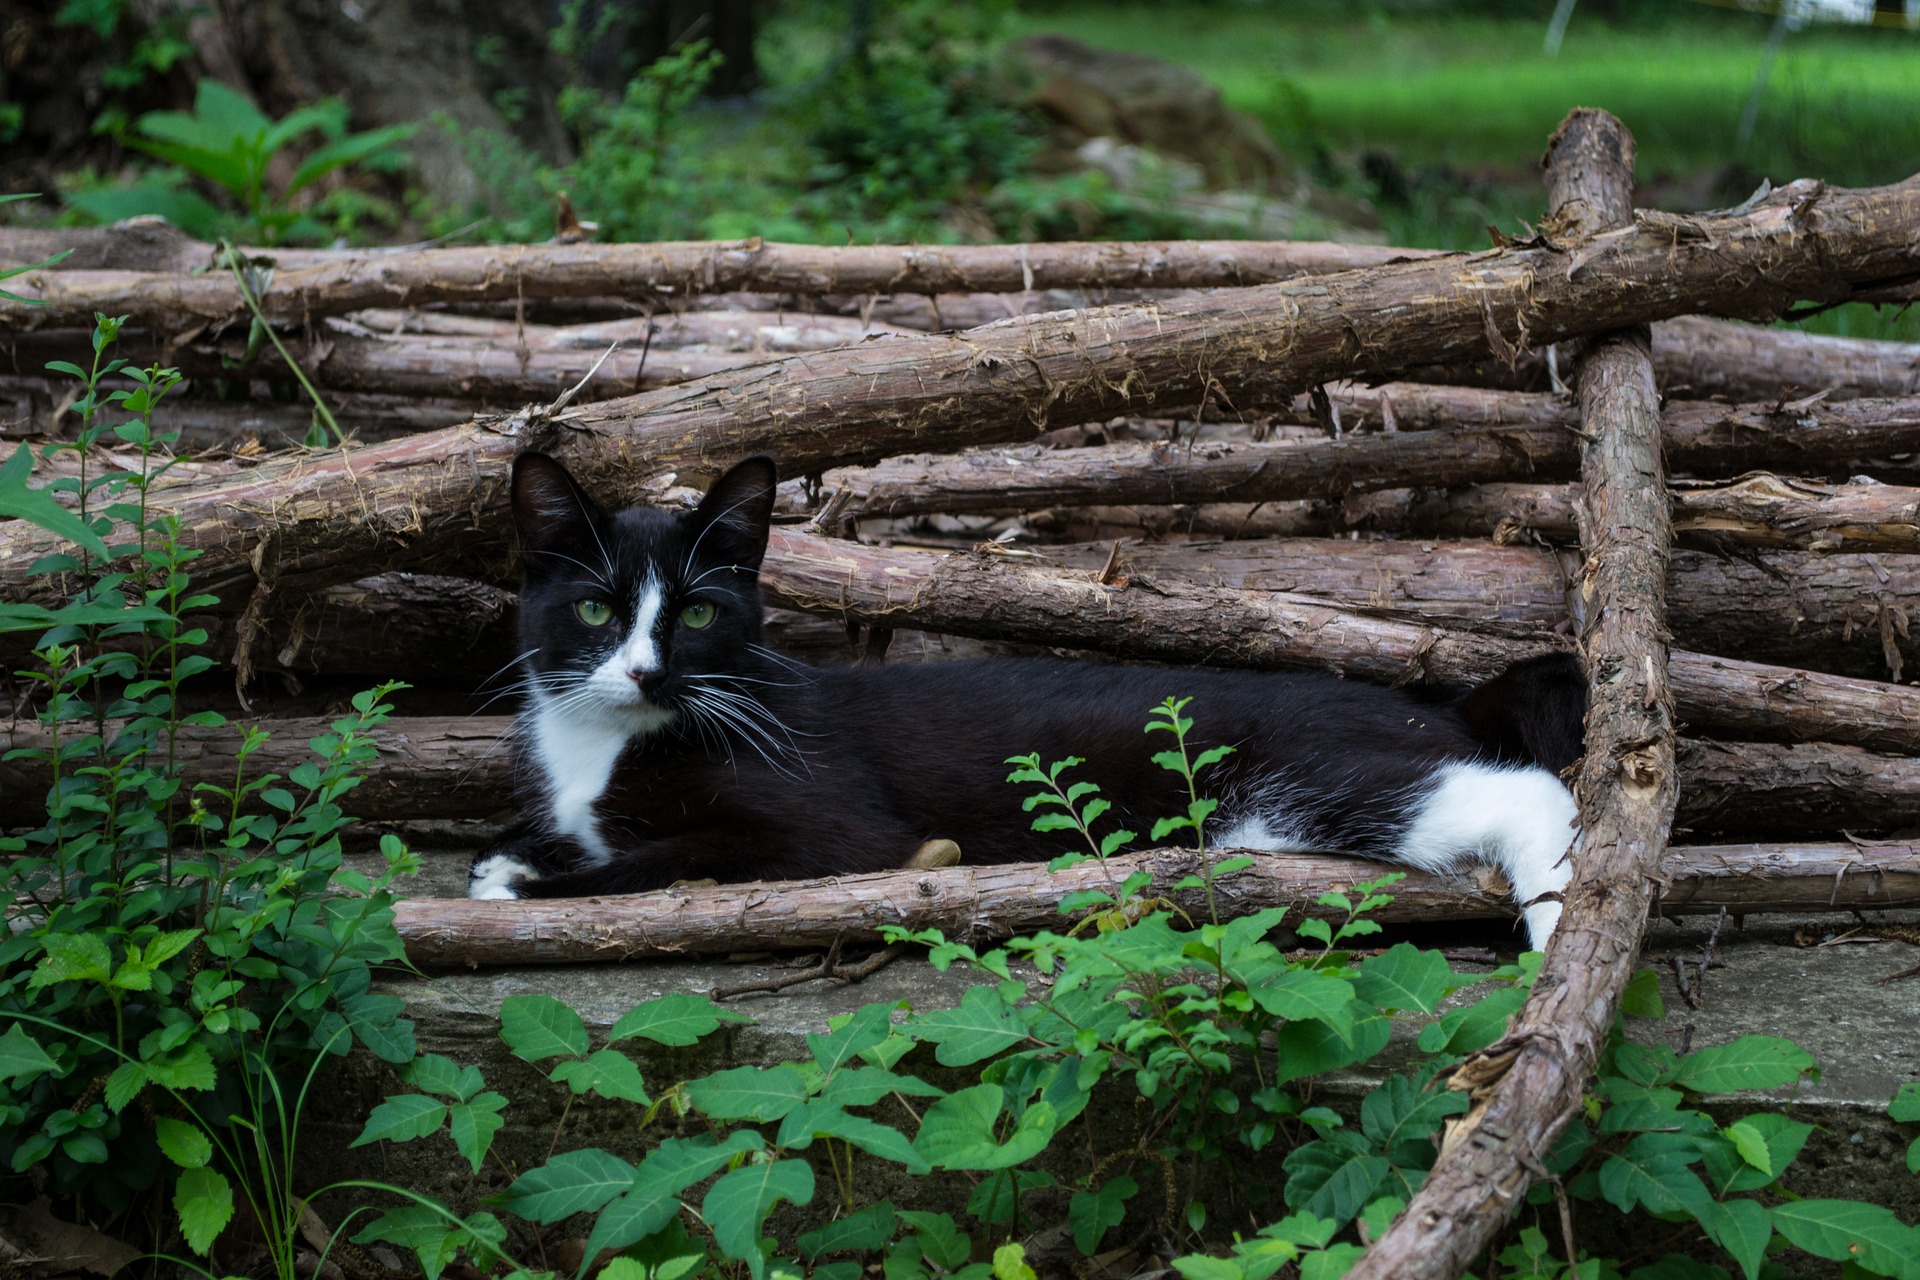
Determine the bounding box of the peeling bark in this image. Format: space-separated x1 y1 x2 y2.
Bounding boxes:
1349 107 1679 1280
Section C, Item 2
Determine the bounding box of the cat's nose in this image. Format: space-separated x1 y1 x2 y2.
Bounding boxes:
632 667 667 697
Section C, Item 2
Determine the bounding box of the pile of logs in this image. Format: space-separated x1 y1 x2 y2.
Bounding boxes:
4 110 1920 1278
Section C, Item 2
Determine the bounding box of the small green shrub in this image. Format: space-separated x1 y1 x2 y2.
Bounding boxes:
0 317 417 1256
64 79 414 245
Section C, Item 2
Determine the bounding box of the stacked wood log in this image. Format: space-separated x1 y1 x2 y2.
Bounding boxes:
4 126 1920 983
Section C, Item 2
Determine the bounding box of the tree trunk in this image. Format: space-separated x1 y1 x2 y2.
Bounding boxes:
8 714 1907 834
813 398 1920 519
1351 107 1679 1280
386 841 1920 967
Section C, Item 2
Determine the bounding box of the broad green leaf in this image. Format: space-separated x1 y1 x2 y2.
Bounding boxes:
1358 1076 1469 1168
1597 1133 1714 1218
914 1084 1057 1171
0 443 110 558
800 1203 897 1258
447 1094 508 1174
175 1166 235 1256
1351 944 1451 1014
610 992 750 1046
0 1026 59 1083
1662 1036 1816 1094
1281 1137 1390 1228
583 1132 766 1263
144 1043 216 1092
1416 985 1526 1058
898 1211 972 1271
1699 1199 1771 1280
1300 1243 1366 1280
1621 967 1666 1019
31 932 114 987
817 1065 945 1109
704 1160 816 1279
778 1100 929 1174
809 1002 894 1075
1724 1120 1774 1178
405 1052 483 1103
1250 969 1356 1041
498 993 588 1063
155 1116 212 1169
1771 1199 1920 1278
1891 1083 1920 1174
551 1049 649 1103
911 986 1026 1066
1274 1003 1391 1085
495 1147 636 1222
104 1062 147 1112
1068 1176 1137 1255
351 1094 447 1147
683 1063 810 1123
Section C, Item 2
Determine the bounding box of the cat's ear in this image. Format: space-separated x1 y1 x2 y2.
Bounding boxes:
511 452 605 554
690 455 777 571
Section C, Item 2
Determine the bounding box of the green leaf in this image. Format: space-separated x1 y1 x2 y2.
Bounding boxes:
1699 1199 1771 1280
551 1049 649 1103
351 1094 448 1147
104 1062 147 1112
495 1147 637 1222
0 442 110 558
704 1160 815 1279
155 1116 212 1169
447 1094 508 1174
1621 967 1666 1019
1894 1083 1920 1174
1662 1036 1816 1094
0 1026 60 1084
1274 1003 1391 1085
1358 1076 1469 1168
1300 1243 1366 1280
898 1211 971 1271
1597 1133 1714 1218
683 1063 810 1123
610 992 750 1046
31 932 114 987
1724 1120 1774 1178
817 1065 944 1109
1068 1176 1137 1255
1351 944 1451 1014
1281 1137 1390 1228
175 1167 235 1256
809 1002 894 1076
778 1100 930 1174
1249 969 1356 1040
499 993 589 1063
1771 1199 1920 1278
914 1083 1057 1171
144 1043 216 1092
405 1053 484 1103
912 986 1026 1067
800 1203 897 1259
1416 985 1527 1057
583 1132 766 1263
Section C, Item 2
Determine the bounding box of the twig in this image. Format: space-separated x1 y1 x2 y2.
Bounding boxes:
221 245 344 446
707 940 908 1001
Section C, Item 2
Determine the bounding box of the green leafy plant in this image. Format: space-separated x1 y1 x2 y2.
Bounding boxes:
0 194 74 304
65 79 414 244
0 318 419 1255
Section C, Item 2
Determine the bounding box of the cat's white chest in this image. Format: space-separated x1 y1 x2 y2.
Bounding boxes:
524 694 665 866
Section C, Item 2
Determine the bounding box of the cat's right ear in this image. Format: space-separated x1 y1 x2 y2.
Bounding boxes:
511 452 604 556
690 455 778 571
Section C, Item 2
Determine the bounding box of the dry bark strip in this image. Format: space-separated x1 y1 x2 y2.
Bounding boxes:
0 239 1449 334
6 714 1906 834
758 528 1920 752
7 173 1920 621
1352 108 1678 1280
815 396 1920 519
386 841 1920 967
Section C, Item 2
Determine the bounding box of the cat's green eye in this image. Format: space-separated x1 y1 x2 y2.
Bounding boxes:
680 601 716 630
575 599 613 627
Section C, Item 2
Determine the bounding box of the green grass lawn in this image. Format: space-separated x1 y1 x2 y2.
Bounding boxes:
1005 3 1920 339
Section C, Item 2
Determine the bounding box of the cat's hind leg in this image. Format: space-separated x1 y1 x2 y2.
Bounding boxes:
1393 761 1580 950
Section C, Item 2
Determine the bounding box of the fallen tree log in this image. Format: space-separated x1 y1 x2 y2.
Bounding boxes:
6 173 1920 623
7 715 1906 834
757 528 1920 752
815 397 1920 519
385 841 1920 966
1353 107 1679 1280
0 238 1449 335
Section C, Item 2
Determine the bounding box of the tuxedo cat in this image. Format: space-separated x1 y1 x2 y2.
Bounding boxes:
469 453 1587 947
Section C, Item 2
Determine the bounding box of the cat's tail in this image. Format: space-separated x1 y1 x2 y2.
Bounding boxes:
1455 652 1586 778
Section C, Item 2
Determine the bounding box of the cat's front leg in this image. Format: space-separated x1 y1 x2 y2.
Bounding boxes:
467 823 575 900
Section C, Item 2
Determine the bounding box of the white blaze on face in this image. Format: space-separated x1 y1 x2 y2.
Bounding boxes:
528 578 674 868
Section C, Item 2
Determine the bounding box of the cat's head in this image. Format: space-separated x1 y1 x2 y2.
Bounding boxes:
508 452 778 727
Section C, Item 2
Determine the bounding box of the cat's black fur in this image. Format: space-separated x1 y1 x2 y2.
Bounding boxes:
471 453 1587 941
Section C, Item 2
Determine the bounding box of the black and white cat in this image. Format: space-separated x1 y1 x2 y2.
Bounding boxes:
469 453 1587 948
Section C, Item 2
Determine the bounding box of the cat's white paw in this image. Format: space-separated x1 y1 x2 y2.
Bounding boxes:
469 854 535 900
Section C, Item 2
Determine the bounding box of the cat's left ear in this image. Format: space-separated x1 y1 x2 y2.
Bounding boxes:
690 455 777 571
